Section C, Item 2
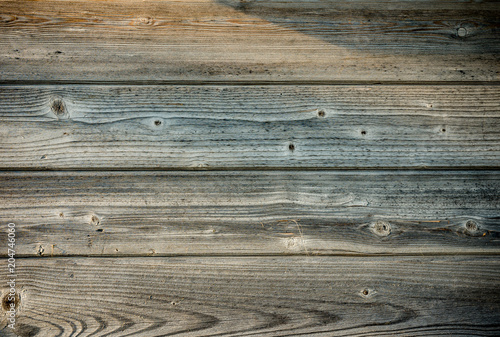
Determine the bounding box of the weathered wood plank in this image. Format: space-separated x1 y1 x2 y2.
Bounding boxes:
1 170 498 257
1 85 499 169
1 256 499 336
1 0 499 82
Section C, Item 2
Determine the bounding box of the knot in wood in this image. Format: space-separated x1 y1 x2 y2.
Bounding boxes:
457 27 467 38
139 17 155 25
51 98 66 116
90 215 100 226
2 292 20 312
360 288 376 298
373 221 391 237
465 220 478 232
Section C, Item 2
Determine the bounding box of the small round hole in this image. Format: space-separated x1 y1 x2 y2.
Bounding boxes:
362 289 369 296
318 110 325 117
288 144 295 151
154 120 162 126
441 128 446 133
361 131 366 136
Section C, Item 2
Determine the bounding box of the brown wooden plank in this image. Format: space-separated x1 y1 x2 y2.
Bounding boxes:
0 256 499 336
1 170 498 257
0 0 499 82
1 85 499 169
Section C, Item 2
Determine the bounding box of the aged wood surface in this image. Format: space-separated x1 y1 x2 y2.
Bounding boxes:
1 0 500 335
0 170 498 257
0 0 499 82
1 85 499 169
1 256 499 336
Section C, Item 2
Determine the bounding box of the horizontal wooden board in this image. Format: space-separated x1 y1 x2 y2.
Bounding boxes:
1 85 499 169
0 0 499 82
1 256 499 336
1 170 498 257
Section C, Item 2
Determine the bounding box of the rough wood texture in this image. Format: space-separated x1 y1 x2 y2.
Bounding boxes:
1 0 499 82
1 85 499 169
1 171 498 257
1 256 499 336
1 0 500 335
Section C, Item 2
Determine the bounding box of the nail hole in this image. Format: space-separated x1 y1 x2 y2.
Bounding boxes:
288 144 295 151
40 155 47 160
361 131 366 135
362 289 369 296
37 245 44 256
441 128 446 133
317 110 325 117
154 120 162 126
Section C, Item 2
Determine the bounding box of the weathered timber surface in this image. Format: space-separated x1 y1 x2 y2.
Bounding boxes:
1 85 499 169
0 256 499 336
1 0 500 335
0 0 499 82
0 171 498 257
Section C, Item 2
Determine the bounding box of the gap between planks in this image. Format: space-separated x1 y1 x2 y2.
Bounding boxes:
9 252 500 260
1 168 500 172
2 81 500 86
1 255 499 336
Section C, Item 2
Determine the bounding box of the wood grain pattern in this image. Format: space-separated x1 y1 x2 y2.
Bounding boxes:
1 256 499 336
1 170 498 257
2 1 500 335
1 85 499 169
0 0 499 82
